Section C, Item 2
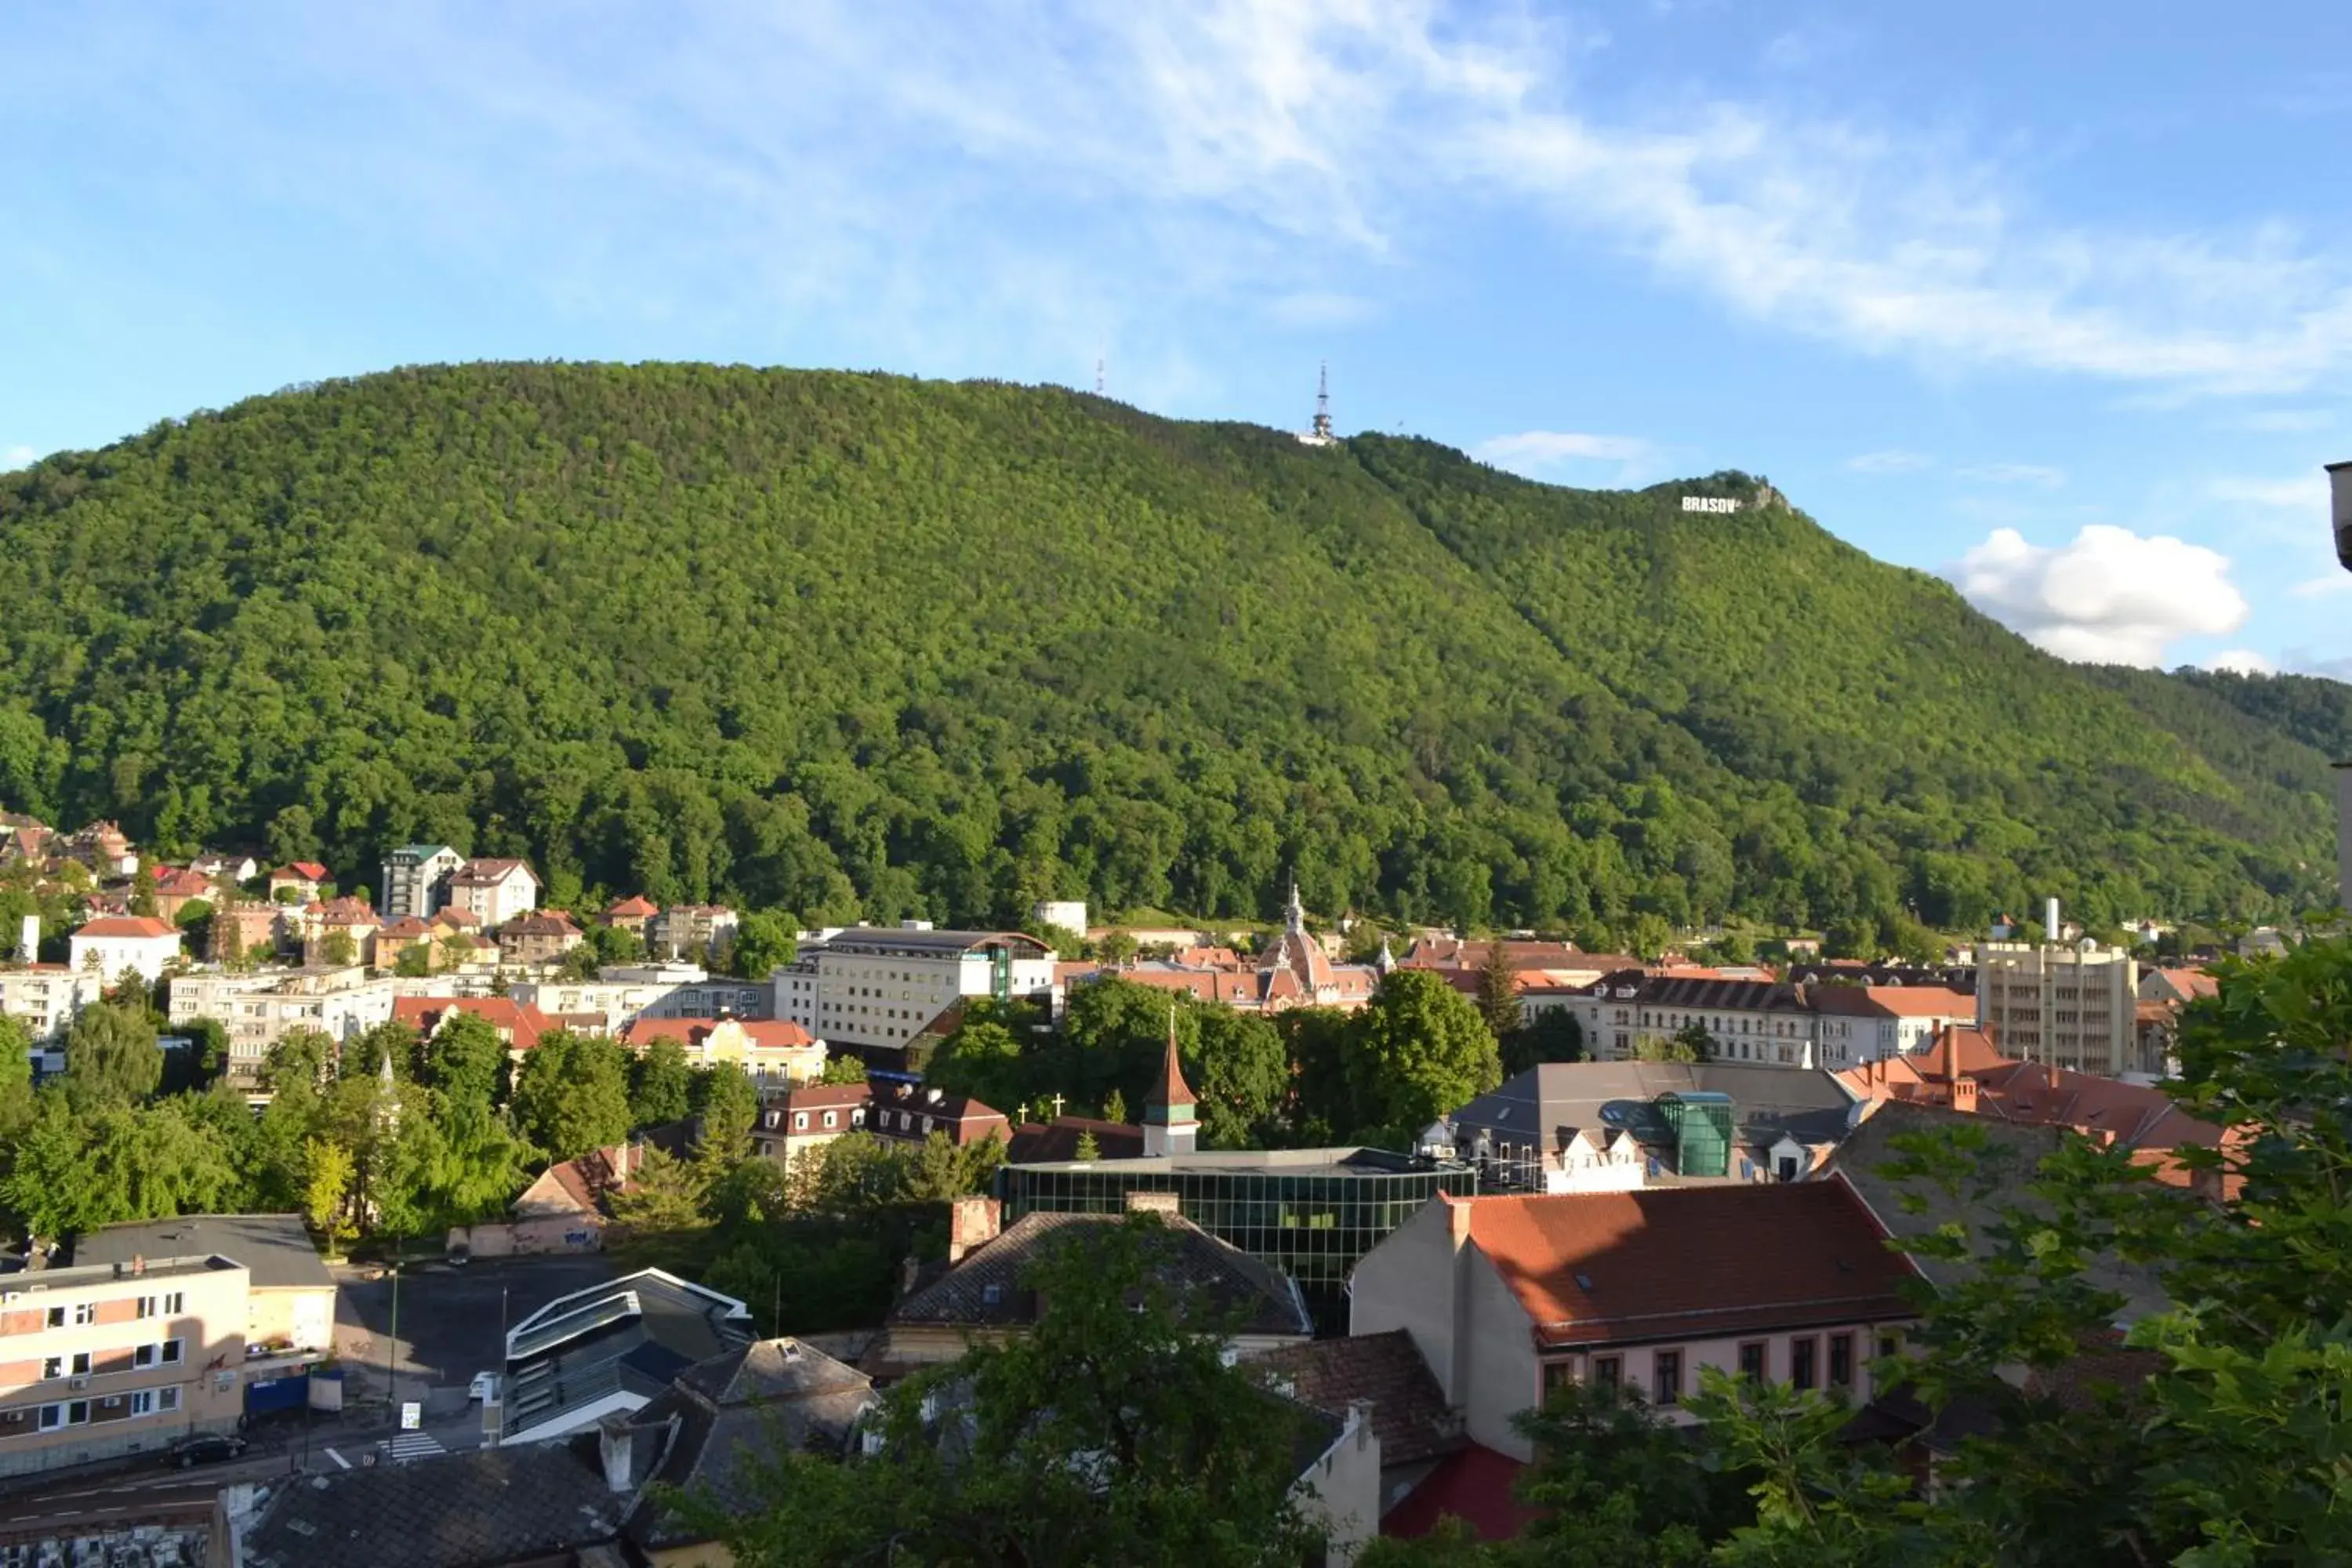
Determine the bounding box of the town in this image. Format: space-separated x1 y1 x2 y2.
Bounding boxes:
0 770 2343 1562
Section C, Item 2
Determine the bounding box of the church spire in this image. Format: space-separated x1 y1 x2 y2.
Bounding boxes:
1143 1003 1197 1158
1285 878 1306 937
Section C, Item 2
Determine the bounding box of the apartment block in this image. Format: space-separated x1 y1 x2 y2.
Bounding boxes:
168 968 398 1091
774 927 1055 1057
1974 942 2138 1076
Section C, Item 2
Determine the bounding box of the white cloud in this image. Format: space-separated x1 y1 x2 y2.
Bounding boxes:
1955 462 2066 488
1845 448 1932 474
2205 648 2276 675
0 445 33 471
2290 574 2352 600
2207 474 2330 512
1474 430 1657 483
1947 524 2249 666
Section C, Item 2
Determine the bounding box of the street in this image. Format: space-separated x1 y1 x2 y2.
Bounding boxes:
332 1251 620 1417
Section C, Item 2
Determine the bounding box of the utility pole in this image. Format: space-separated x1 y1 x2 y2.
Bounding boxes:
386 1264 400 1418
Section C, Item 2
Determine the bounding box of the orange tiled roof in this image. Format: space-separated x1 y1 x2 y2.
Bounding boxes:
391 996 556 1050
73 916 177 939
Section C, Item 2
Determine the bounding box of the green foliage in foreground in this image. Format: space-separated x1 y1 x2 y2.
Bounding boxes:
1373 938 2352 1567
0 363 2338 931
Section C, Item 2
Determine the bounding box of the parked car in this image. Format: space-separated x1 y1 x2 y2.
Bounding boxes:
168 1433 249 1469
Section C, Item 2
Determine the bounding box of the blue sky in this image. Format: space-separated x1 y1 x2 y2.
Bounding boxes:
6 2 2350 674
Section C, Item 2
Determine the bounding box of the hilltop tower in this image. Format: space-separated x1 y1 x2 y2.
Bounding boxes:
1297 363 1337 447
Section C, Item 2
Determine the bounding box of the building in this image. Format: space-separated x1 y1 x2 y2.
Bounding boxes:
1348 1183 1922 1458
775 926 1055 1057
2139 967 2219 1008
1006 1113 1146 1162
1571 970 1823 1067
997 1146 1479 1331
150 866 218 924
168 967 396 1090
0 1251 252 1477
1253 1330 1465 1534
1974 939 2138 1075
443 858 539 931
64 821 136 877
873 1195 1313 1373
0 964 104 1045
501 1268 755 1441
220 1335 875 1568
390 996 557 1062
73 1215 337 1395
865 1080 1012 1150
751 1082 875 1171
67 915 181 985
1032 898 1087 935
215 900 286 962
649 903 739 964
1079 888 1385 1017
1807 984 1979 1067
617 1015 826 1084
1437 1061 1857 1192
507 965 770 1034
604 894 659 935
379 844 463 920
265 862 330 903
297 895 380 967
494 909 583 965
453 1141 665 1259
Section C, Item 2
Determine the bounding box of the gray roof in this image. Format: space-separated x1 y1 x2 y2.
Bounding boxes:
1448 1062 1855 1154
1253 1330 1462 1468
630 1339 877 1550
1820 1100 2171 1323
73 1214 332 1292
1005 1145 1445 1179
889 1211 1312 1339
817 927 1050 956
240 1425 663 1567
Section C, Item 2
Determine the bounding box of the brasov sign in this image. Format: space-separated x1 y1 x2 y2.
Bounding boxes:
1682 496 1741 514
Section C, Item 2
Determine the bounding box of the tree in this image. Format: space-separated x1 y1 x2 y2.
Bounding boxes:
1102 1087 1128 1125
63 1002 162 1109
1503 1007 1584 1076
394 944 431 978
818 1053 869 1087
691 1213 1325 1567
1476 939 1521 1041
261 1028 333 1094
1188 1009 1287 1148
303 1137 357 1254
424 1012 506 1106
629 1036 695 1126
172 898 212 934
1628 913 1674 963
1095 928 1139 965
320 931 358 967
165 1016 230 1095
926 1019 1025 1110
728 911 797 978
509 1031 633 1161
1638 1021 1713 1063
1073 1128 1101 1160
0 1014 36 1138
607 1144 706 1235
1344 971 1502 1141
690 1063 760 1170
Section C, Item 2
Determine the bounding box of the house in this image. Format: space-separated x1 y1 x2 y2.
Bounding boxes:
74 1214 338 1375
299 896 380 967
872 1195 1314 1373
67 915 181 985
775 927 1055 1055
65 821 136 877
618 1015 826 1084
751 1082 875 1170
501 1269 755 1441
604 894 659 935
1571 970 1824 1067
1254 1329 1467 1529
1095 886 1385 1016
0 964 103 1048
1006 1114 1146 1162
150 866 218 924
372 916 439 970
1807 984 1979 1067
191 853 261 886
445 858 540 931
1437 1060 1858 1192
453 1142 663 1258
216 901 286 962
390 996 557 1061
494 909 583 966
649 903 739 964
379 844 463 920
167 968 399 1089
866 1079 1011 1150
1348 1183 1923 1458
266 862 330 903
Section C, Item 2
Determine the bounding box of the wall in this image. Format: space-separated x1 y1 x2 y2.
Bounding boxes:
1348 1200 1467 1405
1293 1406 1381 1567
1532 1319 1909 1435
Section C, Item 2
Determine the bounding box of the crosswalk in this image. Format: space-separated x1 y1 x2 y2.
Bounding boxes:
385 1431 448 1463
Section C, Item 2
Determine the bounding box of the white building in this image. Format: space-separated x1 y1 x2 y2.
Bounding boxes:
1976 941 2138 1076
1570 971 1822 1068
68 916 183 985
1032 899 1087 937
1806 985 1977 1068
508 964 771 1034
0 965 105 1046
166 967 400 1090
444 858 540 931
774 927 1056 1055
379 844 463 920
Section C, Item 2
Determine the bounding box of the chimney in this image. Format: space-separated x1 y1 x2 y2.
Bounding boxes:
16 915 34 962
597 1417 637 1495
898 1254 922 1298
1123 1189 1181 1217
1953 1075 1979 1113
2045 897 2060 946
1347 1398 1375 1451
1446 1196 1474 1250
946 1195 1001 1263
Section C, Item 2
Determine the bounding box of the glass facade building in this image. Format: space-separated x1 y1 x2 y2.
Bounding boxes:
996 1147 1479 1330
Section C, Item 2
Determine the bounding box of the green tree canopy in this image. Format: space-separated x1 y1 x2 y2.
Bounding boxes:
63 1002 163 1109
1343 970 1502 1139
628 1036 695 1127
509 1031 633 1162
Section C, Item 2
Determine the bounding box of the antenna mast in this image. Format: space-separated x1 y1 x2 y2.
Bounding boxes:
1312 361 1333 441
1095 356 1105 396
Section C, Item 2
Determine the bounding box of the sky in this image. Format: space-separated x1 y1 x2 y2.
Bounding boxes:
5 2 2351 677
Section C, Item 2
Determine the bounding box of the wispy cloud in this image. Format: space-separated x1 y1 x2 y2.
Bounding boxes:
1846 448 1932 474
1955 463 2067 488
1474 429 1657 483
0 445 32 470
2288 574 2352 601
1947 524 2249 666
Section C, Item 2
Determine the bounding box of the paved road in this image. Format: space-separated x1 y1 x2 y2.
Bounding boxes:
334 1252 619 1414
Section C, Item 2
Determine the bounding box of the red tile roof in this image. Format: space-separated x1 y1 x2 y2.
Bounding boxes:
72 916 177 940
618 1016 818 1051
1457 1180 1920 1348
2151 967 2220 1000
391 996 556 1050
1380 1444 1535 1541
605 895 659 919
1007 1116 1145 1162
152 867 215 898
274 862 331 883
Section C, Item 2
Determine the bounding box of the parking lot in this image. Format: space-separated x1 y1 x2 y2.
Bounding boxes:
334 1253 621 1414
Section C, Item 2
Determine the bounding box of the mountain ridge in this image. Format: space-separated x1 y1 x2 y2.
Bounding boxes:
0 361 2336 935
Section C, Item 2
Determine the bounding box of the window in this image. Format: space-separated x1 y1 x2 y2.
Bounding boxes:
1791 1337 1817 1391
158 1386 179 1414
1876 1330 1904 1362
1737 1341 1766 1383
1589 1356 1621 1388
70 1352 88 1376
1542 1360 1574 1398
161 1338 183 1365
1828 1333 1854 1388
129 1388 155 1417
72 1304 93 1327
133 1344 155 1369
793 1112 808 1131
40 1357 60 1380
44 1307 63 1329
1653 1350 1682 1406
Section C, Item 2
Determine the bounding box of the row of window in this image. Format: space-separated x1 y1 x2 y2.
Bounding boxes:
35 1338 181 1381
1549 1330 1892 1406
25 1385 179 1432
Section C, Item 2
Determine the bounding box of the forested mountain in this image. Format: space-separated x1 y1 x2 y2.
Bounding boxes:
0 362 2339 935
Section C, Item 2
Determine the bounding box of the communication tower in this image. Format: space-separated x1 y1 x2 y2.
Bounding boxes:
1297 362 1338 447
